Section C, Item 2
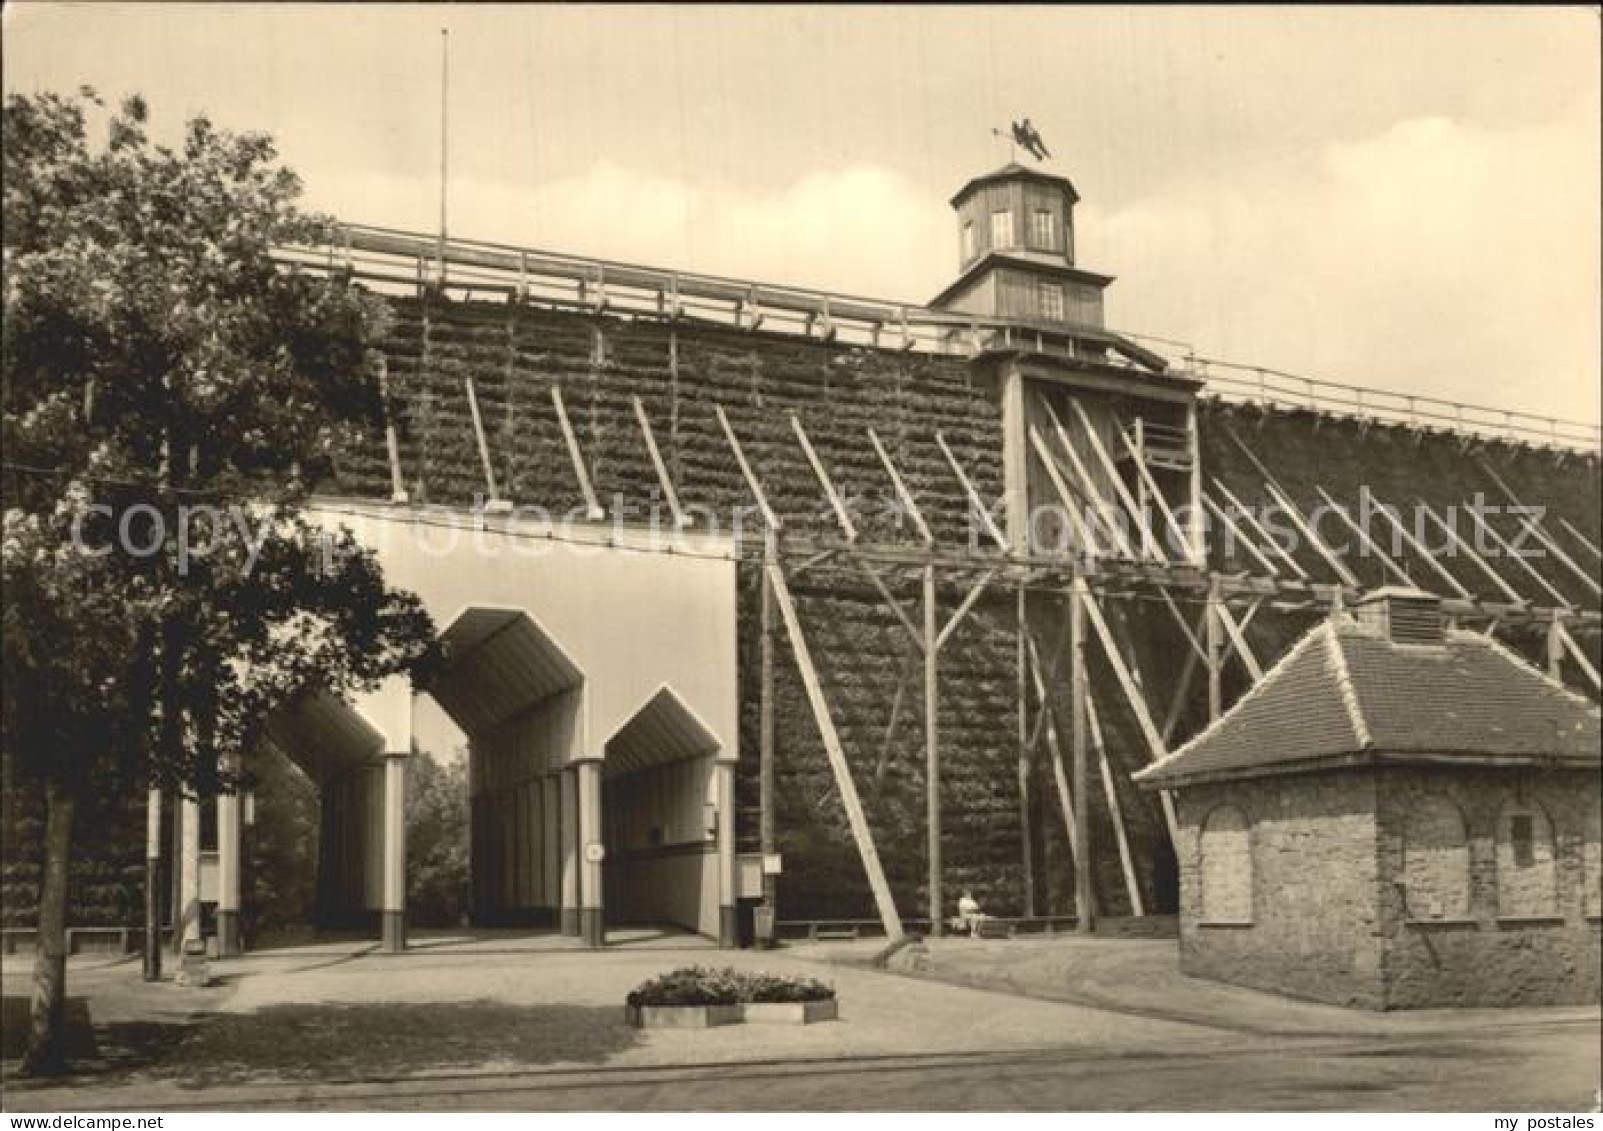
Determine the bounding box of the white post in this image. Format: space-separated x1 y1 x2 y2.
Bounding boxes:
715 760 737 947
381 753 407 953
559 767 581 936
178 796 201 952
576 759 604 946
216 777 242 956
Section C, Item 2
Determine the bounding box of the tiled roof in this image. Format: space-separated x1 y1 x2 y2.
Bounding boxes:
1135 619 1601 788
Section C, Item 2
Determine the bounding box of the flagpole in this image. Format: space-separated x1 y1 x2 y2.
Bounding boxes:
437 27 449 288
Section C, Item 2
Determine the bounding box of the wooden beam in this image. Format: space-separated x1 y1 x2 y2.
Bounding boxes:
715 404 781 531
1068 580 1093 932
1558 517 1602 563
1160 590 1209 666
1475 458 1601 597
856 559 924 650
1261 478 1360 587
550 385 603 520
463 378 501 502
1212 478 1309 579
1202 492 1280 577
1314 486 1412 588
1205 577 1224 721
1086 693 1144 917
868 428 933 544
1117 423 1195 565
1556 619 1601 690
1077 579 1179 840
1162 605 1209 743
936 569 997 651
632 396 688 528
792 413 858 541
376 357 408 503
1042 400 1140 559
1066 398 1165 563
759 533 778 913
936 431 1008 550
1416 501 1524 605
765 557 904 939
1366 493 1474 599
1027 423 1105 557
1024 631 1082 896
1016 585 1034 917
1462 504 1573 609
873 644 920 787
923 563 943 936
1216 599 1264 681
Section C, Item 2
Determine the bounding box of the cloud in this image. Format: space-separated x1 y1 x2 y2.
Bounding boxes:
1088 116 1600 424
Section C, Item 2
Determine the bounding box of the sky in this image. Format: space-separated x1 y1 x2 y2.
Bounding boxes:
5 4 1599 428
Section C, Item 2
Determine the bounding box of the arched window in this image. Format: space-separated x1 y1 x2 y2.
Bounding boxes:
1199 805 1252 923
1496 799 1558 919
1402 795 1471 919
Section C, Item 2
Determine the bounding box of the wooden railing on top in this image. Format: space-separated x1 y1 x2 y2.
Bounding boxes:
274 222 1601 455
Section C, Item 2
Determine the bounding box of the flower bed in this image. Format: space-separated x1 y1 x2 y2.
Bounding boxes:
625 966 838 1027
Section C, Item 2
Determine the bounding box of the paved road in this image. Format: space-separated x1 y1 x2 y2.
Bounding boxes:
33 1023 1593 1112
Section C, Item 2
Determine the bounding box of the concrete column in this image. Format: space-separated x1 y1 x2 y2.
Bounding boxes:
178 795 201 951
381 753 407 953
542 773 561 923
559 767 580 936
216 785 242 956
577 759 604 947
715 760 738 948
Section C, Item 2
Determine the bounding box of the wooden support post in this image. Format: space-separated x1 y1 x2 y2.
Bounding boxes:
923 563 942 936
1024 632 1082 885
551 386 604 520
1417 501 1526 605
767 558 904 940
792 414 858 541
1213 479 1309 579
1069 580 1093 933
1027 424 1104 557
1045 400 1141 559
1185 400 1205 564
1314 486 1412 587
759 534 778 925
1547 616 1566 681
1205 578 1224 721
178 795 201 953
935 570 997 651
1117 423 1193 564
1078 579 1179 840
1556 619 1601 690
1462 504 1571 609
377 358 408 504
937 431 1008 550
1217 600 1265 682
1203 492 1281 577
873 645 919 786
1476 459 1601 597
1017 585 1034 918
716 405 781 531
1558 517 1602 563
633 396 688 527
1222 424 1358 586
1086 694 1144 917
1367 493 1473 599
868 428 933 544
464 377 500 503
1065 398 1166 562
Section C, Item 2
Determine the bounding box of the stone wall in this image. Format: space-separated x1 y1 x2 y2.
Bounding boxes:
1173 773 1387 1008
1173 766 1602 1010
1375 767 1601 1009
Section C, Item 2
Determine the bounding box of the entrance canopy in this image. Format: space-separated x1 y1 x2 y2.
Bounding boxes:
431 607 585 738
265 689 386 781
604 686 722 778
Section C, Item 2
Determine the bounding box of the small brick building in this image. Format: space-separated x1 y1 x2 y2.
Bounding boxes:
1136 589 1601 1010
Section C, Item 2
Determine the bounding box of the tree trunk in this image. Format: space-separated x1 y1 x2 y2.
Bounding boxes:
23 780 76 1076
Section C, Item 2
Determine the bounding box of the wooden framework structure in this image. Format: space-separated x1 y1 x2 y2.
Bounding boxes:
290 225 1600 941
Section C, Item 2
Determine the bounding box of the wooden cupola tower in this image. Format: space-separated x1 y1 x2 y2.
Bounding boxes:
930 163 1113 330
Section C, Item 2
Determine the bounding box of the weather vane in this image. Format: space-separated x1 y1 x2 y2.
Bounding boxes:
991 118 1051 163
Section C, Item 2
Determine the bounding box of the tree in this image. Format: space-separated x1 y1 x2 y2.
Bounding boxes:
2 89 436 1074
406 749 470 927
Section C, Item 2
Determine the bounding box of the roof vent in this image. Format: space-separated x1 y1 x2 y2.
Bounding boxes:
1353 587 1445 646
